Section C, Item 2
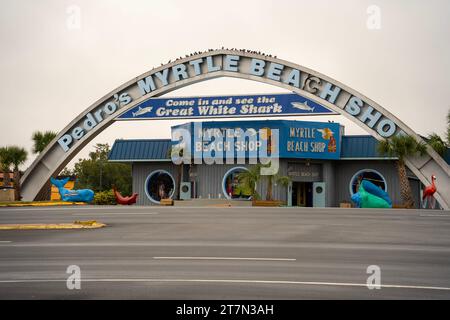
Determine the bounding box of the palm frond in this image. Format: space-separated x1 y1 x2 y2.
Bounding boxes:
377 134 427 161
275 175 291 187
426 133 445 156
32 131 57 154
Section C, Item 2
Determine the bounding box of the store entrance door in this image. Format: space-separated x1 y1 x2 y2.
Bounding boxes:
291 182 313 207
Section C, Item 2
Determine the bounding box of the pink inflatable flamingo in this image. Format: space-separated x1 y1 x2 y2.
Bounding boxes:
422 175 437 209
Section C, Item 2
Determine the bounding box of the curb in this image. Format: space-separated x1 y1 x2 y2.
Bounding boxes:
0 220 106 230
0 202 87 208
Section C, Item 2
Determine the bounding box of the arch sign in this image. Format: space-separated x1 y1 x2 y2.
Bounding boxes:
20 49 450 209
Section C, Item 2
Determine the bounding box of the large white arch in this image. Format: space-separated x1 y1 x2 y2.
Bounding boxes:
20 49 450 209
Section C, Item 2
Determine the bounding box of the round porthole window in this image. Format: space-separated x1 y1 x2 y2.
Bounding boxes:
349 169 387 196
222 167 252 200
145 170 175 204
316 186 323 194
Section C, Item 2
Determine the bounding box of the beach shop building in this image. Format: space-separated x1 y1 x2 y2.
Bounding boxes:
108 119 450 207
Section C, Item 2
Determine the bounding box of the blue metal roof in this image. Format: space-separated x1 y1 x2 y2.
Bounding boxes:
340 135 391 159
108 136 450 163
108 136 388 161
108 139 171 162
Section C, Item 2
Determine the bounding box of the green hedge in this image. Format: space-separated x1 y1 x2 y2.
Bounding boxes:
93 190 117 205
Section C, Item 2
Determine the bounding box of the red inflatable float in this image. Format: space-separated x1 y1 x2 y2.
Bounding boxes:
113 186 138 205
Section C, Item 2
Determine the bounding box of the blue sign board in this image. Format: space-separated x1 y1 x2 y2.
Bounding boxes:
173 120 341 160
116 93 336 120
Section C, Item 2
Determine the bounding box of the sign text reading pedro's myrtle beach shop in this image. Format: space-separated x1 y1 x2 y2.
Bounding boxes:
57 53 400 152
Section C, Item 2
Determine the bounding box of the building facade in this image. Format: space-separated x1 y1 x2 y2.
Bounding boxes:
108 119 446 208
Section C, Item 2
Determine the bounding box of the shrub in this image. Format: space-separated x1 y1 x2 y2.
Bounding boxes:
93 190 116 205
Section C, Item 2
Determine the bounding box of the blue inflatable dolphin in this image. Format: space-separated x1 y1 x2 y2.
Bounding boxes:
50 177 94 203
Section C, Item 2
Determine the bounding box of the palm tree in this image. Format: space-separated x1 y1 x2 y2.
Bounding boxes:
270 175 291 201
426 133 447 156
237 164 291 201
0 147 13 188
265 171 291 201
8 146 28 200
378 134 427 208
32 131 57 154
236 165 262 200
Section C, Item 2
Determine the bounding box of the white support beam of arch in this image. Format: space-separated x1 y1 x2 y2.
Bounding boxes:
20 50 450 209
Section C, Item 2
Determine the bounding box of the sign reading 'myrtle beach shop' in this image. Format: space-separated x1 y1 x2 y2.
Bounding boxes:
57 54 399 152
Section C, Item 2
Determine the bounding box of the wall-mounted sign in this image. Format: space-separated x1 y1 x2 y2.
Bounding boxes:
116 93 335 120
287 163 323 182
173 120 341 160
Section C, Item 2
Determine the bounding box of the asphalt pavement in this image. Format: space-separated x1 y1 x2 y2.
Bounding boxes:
0 205 450 299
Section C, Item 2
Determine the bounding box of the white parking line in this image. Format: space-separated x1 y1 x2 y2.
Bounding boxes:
0 241 11 243
420 214 450 217
0 278 449 291
72 212 159 216
153 257 296 261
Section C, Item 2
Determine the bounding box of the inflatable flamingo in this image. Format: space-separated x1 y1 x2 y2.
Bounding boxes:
422 175 437 209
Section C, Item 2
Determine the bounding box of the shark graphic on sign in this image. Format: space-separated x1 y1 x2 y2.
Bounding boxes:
132 106 153 117
291 101 315 112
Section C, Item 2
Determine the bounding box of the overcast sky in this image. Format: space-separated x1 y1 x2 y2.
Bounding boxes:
1 0 449 170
